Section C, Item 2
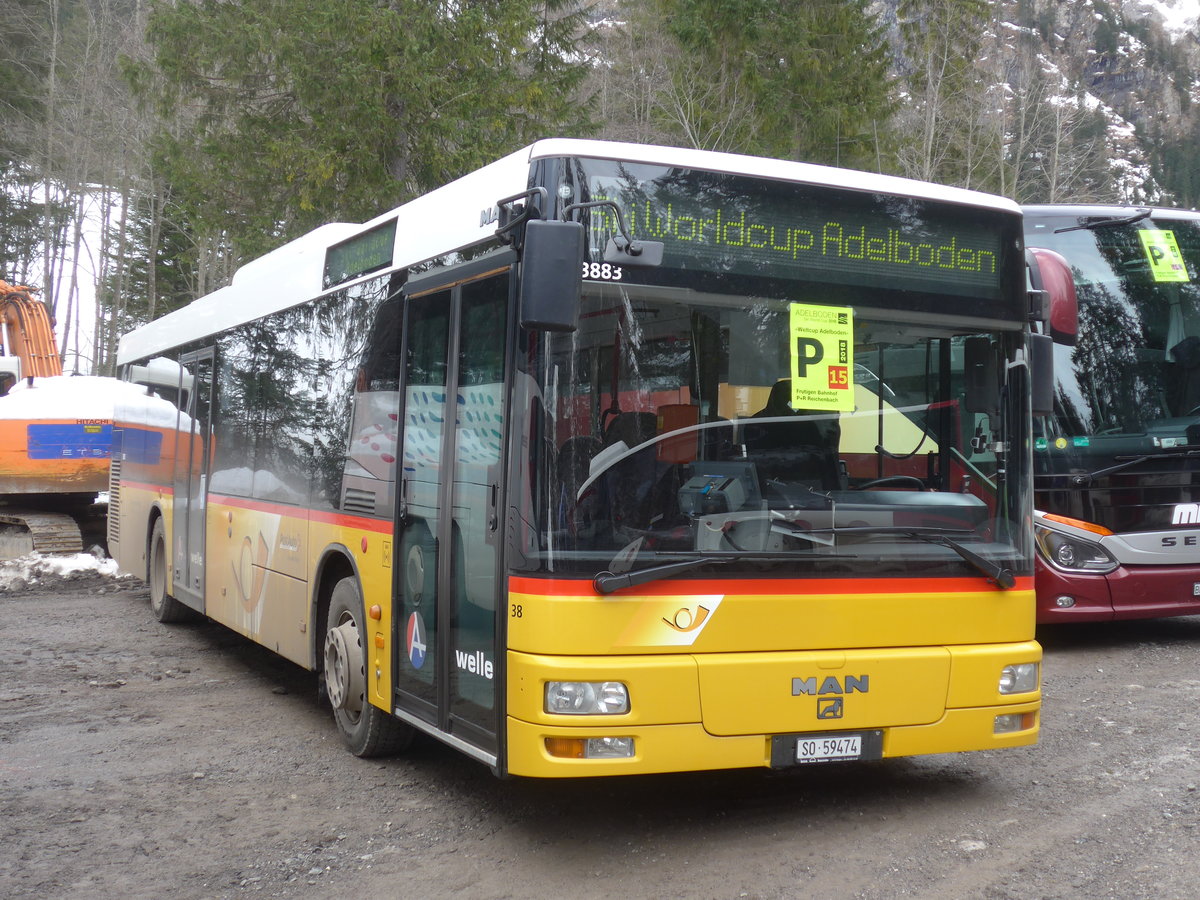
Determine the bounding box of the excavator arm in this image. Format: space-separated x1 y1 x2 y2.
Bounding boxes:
0 280 63 381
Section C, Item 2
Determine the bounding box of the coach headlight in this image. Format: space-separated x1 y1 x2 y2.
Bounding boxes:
1034 518 1118 574
545 681 630 715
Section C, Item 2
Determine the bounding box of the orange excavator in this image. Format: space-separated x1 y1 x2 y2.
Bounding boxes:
0 280 111 553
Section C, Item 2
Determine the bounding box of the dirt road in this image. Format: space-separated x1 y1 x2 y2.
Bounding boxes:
3 562 1200 899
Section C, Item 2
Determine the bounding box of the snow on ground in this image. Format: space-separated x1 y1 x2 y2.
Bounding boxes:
0 550 126 592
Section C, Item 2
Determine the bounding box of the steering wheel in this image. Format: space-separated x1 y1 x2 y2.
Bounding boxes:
855 475 927 491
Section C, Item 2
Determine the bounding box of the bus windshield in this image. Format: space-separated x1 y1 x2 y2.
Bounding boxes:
531 282 1030 583
1025 211 1200 445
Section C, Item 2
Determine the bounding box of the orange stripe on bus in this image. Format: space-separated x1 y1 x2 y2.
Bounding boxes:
209 493 393 533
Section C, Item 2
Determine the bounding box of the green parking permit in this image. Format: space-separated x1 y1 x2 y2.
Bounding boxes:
1138 229 1190 283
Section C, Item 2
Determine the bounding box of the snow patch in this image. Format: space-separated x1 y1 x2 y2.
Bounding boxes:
0 550 123 592
1126 0 1200 36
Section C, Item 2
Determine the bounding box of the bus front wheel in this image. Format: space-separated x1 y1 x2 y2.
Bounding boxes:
323 576 414 757
148 519 191 624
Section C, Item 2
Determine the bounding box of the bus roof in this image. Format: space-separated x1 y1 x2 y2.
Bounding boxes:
119 140 1021 365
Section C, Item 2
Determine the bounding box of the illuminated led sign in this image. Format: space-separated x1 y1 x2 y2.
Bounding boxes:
324 219 397 289
579 162 1011 303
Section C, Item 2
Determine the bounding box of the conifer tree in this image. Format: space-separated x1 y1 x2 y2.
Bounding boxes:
132 0 595 261
603 0 893 168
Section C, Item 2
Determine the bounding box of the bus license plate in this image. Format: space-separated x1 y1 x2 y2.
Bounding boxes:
796 735 862 763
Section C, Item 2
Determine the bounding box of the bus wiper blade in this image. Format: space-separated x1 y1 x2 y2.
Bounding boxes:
594 557 735 594
592 553 805 594
805 526 1016 590
922 534 1016 590
1053 209 1151 234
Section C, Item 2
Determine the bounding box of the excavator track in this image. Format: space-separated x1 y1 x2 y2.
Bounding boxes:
0 510 83 554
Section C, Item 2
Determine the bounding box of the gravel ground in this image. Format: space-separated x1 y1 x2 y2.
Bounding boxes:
3 561 1200 899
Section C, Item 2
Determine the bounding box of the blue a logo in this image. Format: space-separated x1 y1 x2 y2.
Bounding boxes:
406 612 428 669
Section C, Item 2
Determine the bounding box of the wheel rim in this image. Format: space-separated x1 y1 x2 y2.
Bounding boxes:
324 613 365 716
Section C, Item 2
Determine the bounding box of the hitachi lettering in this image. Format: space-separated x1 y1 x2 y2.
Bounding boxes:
1172 503 1200 525
792 675 870 696
454 649 494 680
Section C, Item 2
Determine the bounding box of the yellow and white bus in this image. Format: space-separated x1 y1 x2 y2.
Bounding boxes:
109 140 1043 777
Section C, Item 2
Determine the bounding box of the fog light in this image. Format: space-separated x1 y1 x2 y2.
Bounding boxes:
1054 595 1075 608
999 662 1039 694
994 713 1024 734
545 681 630 715
585 737 635 758
544 736 636 759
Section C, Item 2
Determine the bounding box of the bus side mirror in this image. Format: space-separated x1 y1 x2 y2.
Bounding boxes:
963 336 998 415
519 219 584 333
1027 247 1078 346
1029 332 1054 417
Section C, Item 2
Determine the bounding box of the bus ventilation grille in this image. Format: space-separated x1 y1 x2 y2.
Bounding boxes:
107 458 121 544
342 487 377 516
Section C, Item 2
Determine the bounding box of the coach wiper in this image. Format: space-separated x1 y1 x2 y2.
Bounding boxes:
1053 209 1150 234
1069 446 1200 486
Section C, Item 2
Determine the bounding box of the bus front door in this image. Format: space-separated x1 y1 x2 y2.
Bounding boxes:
171 348 214 613
393 262 512 760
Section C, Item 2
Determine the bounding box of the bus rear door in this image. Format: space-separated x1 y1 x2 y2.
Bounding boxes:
171 348 214 613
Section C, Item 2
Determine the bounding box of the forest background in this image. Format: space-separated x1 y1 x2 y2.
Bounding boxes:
3 0 1200 374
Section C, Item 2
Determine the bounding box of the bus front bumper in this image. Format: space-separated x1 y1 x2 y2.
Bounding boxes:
505 703 1040 777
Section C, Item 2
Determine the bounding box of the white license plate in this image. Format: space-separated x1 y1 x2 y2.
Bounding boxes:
795 734 862 763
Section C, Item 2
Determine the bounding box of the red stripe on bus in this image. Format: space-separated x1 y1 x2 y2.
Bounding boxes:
120 480 174 496
508 574 1034 597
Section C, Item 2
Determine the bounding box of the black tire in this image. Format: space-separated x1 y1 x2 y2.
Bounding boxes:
148 518 192 624
323 576 414 757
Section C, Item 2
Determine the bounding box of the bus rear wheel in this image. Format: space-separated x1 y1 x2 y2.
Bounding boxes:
323 576 414 757
148 519 192 623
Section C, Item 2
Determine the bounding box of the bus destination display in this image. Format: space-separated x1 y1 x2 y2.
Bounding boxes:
580 163 1009 303
323 218 397 289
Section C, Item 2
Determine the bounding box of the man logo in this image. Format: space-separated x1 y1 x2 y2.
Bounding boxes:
817 698 844 719
1173 503 1200 525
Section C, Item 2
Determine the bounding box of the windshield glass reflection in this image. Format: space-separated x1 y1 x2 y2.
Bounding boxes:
532 284 1028 581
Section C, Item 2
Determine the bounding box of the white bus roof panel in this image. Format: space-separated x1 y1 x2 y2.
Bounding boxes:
529 139 1021 214
119 141 1020 365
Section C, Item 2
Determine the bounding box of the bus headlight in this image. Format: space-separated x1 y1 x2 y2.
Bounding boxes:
545 681 630 715
998 662 1039 694
1034 524 1118 574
